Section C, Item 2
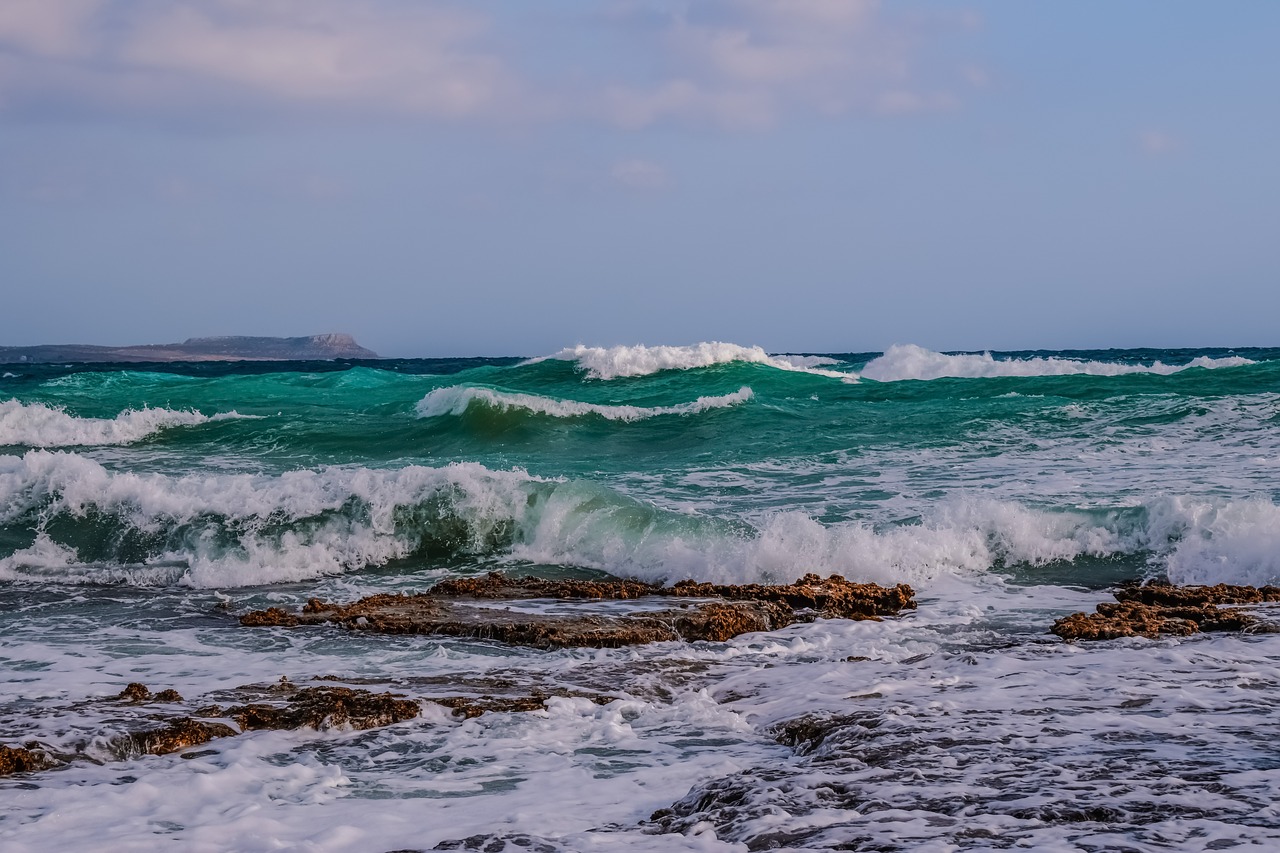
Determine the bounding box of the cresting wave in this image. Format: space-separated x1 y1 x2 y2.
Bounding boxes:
0 399 250 447
532 342 853 381
3 450 1280 589
415 385 754 421
861 344 1256 382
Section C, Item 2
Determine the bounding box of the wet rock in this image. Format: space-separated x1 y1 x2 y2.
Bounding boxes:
240 572 916 649
428 573 659 601
115 683 183 703
224 686 420 732
1052 583 1280 641
123 718 238 757
430 690 614 719
1113 581 1280 607
117 682 152 702
665 572 917 621
239 606 299 627
0 744 52 775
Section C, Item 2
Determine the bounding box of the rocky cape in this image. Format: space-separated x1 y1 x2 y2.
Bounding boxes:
0 333 377 363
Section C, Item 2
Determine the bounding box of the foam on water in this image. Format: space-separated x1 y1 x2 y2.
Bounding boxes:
5 450 1280 588
533 342 853 381
416 385 754 422
861 343 1255 381
0 399 250 447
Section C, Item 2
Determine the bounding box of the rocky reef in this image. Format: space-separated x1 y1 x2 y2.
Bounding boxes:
1052 582 1280 641
0 676 621 777
240 572 917 648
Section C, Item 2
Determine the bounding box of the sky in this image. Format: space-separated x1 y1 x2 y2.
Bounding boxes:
1 0 1277 357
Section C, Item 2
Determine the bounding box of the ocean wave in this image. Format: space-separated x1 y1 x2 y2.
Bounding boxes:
531 343 853 381
861 344 1256 382
415 385 754 422
0 400 252 447
4 450 1280 588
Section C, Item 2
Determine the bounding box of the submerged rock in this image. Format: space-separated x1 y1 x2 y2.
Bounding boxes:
1052 582 1280 641
240 572 916 649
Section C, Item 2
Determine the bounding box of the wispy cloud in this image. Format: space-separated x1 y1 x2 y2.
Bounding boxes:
599 0 970 128
0 0 976 130
0 0 517 120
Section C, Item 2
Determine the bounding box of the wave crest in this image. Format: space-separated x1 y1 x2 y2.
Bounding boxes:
532 343 852 381
0 400 249 447
415 385 754 422
861 344 1255 382
5 451 1280 588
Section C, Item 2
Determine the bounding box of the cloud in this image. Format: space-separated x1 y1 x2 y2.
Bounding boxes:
0 0 101 58
611 158 670 190
0 0 517 121
598 0 967 128
0 0 976 130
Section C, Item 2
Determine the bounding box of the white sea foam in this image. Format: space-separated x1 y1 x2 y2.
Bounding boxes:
861 343 1255 382
533 342 853 381
7 450 1280 588
415 385 754 422
0 399 250 447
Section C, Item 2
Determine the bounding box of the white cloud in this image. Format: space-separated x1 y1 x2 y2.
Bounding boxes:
0 0 101 58
0 0 975 130
600 0 965 129
611 158 670 190
0 0 516 120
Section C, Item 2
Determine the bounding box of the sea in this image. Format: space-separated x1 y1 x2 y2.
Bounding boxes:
3 342 1280 852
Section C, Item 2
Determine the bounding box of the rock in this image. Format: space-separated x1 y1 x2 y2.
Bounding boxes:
123 719 238 757
1112 581 1280 607
240 572 916 649
430 690 613 719
114 683 184 703
117 682 152 702
1052 583 1280 641
224 686 420 732
0 744 51 776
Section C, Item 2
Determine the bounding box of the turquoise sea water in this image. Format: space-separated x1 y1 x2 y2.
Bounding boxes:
3 343 1280 850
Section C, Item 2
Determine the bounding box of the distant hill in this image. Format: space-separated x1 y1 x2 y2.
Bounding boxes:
0 334 379 363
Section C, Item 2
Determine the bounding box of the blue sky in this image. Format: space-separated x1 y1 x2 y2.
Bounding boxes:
1 1 1277 356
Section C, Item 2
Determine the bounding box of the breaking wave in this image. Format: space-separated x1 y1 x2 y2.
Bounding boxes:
415 385 754 422
861 344 1255 382
532 343 853 381
0 400 251 447
4 451 1280 589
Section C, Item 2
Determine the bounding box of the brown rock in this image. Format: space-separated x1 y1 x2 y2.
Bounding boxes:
240 572 916 649
431 691 614 719
1052 584 1277 641
1113 581 1280 607
114 683 184 703
226 687 420 732
124 719 238 756
117 682 152 702
240 606 299 627
0 745 50 775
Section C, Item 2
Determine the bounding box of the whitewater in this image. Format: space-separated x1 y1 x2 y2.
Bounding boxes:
3 342 1280 851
